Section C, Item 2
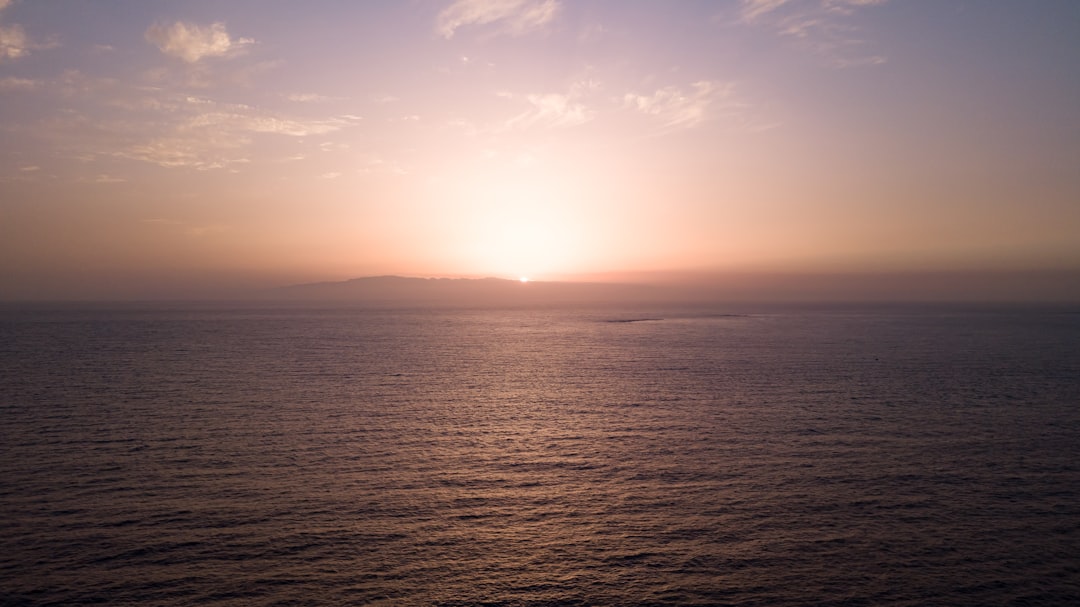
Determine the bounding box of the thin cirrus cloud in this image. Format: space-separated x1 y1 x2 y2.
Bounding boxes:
113 96 361 170
0 0 26 61
120 134 249 171
741 0 886 21
740 0 791 21
738 0 887 67
0 23 29 62
144 21 254 63
502 92 593 130
0 76 39 90
497 79 599 131
91 174 126 183
0 0 55 62
189 111 351 137
624 81 738 131
437 0 560 39
286 93 338 103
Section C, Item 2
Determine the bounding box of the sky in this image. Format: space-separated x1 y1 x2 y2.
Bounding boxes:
1 0 1078 300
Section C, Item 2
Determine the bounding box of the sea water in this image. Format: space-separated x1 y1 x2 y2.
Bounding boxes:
1 303 1078 605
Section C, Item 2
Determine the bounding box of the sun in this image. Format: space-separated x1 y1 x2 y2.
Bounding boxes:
448 167 595 280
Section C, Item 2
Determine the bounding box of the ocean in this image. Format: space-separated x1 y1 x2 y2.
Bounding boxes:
1 303 1078 606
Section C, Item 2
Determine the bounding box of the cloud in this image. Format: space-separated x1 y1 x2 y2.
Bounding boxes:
121 136 248 171
738 0 887 67
505 93 591 129
74 173 126 184
0 1 55 63
6 71 360 171
0 22 28 61
824 0 888 14
286 93 335 103
188 112 344 137
179 98 356 136
0 76 38 91
499 79 598 130
624 81 738 130
112 97 359 170
437 0 559 39
357 156 407 176
145 21 253 63
741 0 792 21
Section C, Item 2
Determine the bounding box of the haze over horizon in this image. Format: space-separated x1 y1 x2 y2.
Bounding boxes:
2 1 1079 301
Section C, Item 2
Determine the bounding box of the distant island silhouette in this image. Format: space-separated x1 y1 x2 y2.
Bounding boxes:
258 270 1080 305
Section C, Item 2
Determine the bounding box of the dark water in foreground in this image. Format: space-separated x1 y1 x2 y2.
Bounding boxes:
1 303 1079 606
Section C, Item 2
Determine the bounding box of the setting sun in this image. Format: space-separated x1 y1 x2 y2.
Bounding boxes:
2 2 1079 606
0 0 1077 302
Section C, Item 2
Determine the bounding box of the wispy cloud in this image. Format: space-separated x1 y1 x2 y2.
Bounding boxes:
117 100 359 170
121 136 248 171
824 0 889 15
0 76 39 91
624 81 740 131
0 22 29 62
50 91 363 170
187 111 348 137
738 0 887 67
73 173 127 184
505 93 592 129
357 156 407 176
499 79 598 130
145 21 254 63
489 78 757 136
437 0 559 39
142 56 281 91
286 93 338 103
0 0 55 62
741 0 792 21
0 0 26 61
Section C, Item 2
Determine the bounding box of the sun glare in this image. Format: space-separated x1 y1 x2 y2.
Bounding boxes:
445 168 600 280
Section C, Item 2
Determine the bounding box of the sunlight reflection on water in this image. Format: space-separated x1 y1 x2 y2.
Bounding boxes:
1 305 1078 605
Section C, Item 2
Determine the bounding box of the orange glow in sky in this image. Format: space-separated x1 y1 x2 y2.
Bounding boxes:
1 1 1079 299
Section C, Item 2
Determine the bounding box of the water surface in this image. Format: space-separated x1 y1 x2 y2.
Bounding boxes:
2 304 1078 605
